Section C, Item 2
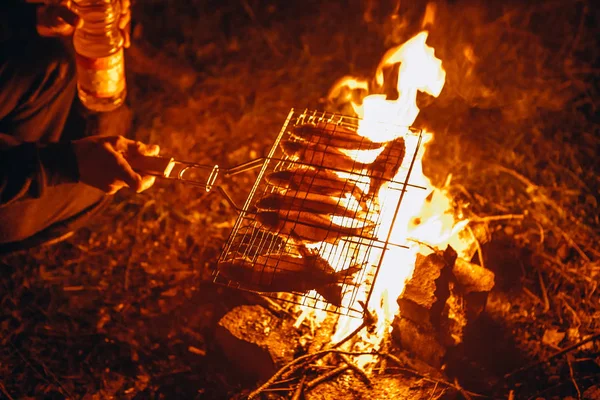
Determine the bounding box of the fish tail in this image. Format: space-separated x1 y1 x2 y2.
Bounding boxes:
334 263 363 283
315 284 343 307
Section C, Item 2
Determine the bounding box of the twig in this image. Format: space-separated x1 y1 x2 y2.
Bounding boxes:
522 286 542 305
526 373 600 400
505 331 600 379
554 225 591 263
281 357 318 380
566 354 582 400
428 381 439 400
9 342 74 399
454 378 473 400
291 376 306 400
537 270 550 312
247 350 330 399
556 293 582 327
467 225 485 271
381 353 484 398
0 382 15 400
537 253 577 285
330 301 376 349
305 365 349 390
471 214 524 222
250 349 486 399
493 165 591 262
338 354 371 387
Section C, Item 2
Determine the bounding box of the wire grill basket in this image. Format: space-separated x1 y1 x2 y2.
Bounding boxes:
213 108 427 318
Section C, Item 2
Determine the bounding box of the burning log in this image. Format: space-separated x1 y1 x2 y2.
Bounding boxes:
215 304 300 382
393 246 495 368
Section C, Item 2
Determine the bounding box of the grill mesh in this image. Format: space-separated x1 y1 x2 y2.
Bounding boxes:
214 108 426 318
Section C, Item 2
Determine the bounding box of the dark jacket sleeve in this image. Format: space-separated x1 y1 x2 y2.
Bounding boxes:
0 134 80 207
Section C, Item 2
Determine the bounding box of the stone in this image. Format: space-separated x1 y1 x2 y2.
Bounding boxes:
215 304 300 382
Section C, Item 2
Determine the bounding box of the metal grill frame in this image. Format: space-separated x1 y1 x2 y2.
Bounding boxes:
213 108 427 318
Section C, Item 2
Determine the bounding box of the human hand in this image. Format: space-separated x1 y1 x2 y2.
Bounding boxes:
28 0 81 37
28 0 132 48
72 135 159 195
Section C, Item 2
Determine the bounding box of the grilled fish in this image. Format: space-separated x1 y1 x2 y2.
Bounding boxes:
255 210 376 244
290 123 385 151
265 168 366 207
281 140 369 173
217 248 361 306
256 191 365 219
365 136 406 200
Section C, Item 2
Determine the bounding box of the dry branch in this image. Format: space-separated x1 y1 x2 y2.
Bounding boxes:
305 365 349 390
566 354 582 400
504 331 600 379
0 382 15 400
291 376 306 400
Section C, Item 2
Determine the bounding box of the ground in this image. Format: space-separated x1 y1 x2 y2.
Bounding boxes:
1 0 599 399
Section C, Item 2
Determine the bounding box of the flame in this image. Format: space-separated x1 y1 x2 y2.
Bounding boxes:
295 29 474 371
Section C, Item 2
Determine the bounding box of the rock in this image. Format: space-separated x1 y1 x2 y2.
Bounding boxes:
392 317 447 368
452 257 495 294
394 246 496 368
396 251 452 331
215 304 300 382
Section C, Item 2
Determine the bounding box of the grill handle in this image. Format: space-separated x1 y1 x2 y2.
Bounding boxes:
128 155 219 191
129 155 266 210
129 155 176 177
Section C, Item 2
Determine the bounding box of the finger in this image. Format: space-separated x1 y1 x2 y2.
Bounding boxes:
130 141 158 157
119 10 131 48
123 27 131 48
118 7 131 29
112 136 137 152
114 152 143 192
106 182 126 195
36 6 72 37
138 175 157 193
53 5 82 28
37 23 75 37
143 144 160 157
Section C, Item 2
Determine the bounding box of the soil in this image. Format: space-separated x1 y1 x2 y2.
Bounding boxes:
1 0 598 399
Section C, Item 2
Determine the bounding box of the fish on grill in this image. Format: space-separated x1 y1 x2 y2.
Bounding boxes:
290 123 385 151
255 210 376 244
280 140 369 173
365 136 406 201
265 168 366 208
256 191 365 219
217 243 362 306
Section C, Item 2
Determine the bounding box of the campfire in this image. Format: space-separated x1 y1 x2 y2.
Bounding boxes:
2 1 597 399
214 23 496 399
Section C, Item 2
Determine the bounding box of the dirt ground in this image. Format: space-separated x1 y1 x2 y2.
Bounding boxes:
1 0 598 399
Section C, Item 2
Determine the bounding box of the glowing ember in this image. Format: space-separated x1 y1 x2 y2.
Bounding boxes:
294 29 475 371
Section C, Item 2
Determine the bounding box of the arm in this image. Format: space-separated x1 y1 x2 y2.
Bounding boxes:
0 134 159 207
0 134 78 207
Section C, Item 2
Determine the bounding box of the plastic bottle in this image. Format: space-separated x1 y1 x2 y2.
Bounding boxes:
72 0 126 112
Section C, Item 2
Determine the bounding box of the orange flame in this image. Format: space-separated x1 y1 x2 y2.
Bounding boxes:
296 30 474 371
